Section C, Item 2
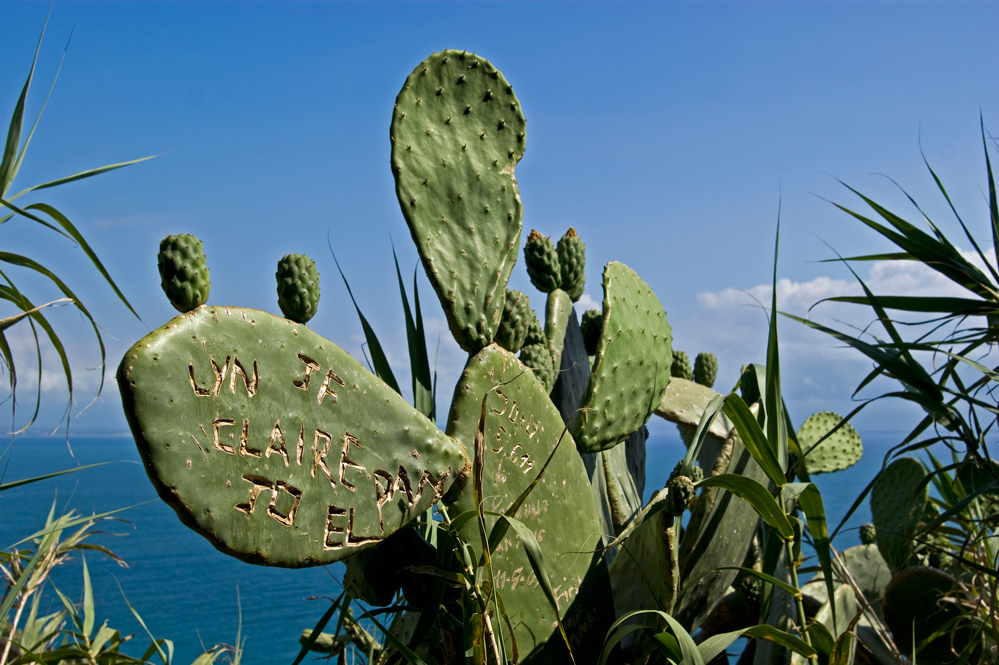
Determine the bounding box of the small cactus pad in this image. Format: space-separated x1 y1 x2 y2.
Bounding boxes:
159 234 210 313
495 289 531 354
117 306 465 567
871 457 928 572
883 566 980 665
444 344 613 657
670 350 692 381
524 229 561 293
608 506 679 625
580 309 602 357
518 342 556 394
543 289 573 374
860 522 877 545
276 254 320 324
573 262 672 453
391 51 526 352
557 228 586 302
693 352 718 388
796 411 863 475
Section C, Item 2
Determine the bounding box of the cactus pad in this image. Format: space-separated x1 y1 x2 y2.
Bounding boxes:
444 344 612 658
573 262 672 453
670 350 692 381
544 289 573 375
276 254 320 324
693 352 717 388
580 309 602 357
158 234 210 313
796 411 863 475
117 306 465 567
524 229 560 293
871 457 928 572
556 228 586 302
390 50 526 352
495 289 531 354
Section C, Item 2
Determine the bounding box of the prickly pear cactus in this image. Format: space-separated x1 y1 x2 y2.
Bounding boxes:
860 522 876 545
543 289 573 375
524 229 561 293
276 254 320 324
495 289 531 354
573 262 672 453
557 228 586 302
519 342 556 394
444 344 613 660
524 306 546 347
158 234 210 313
693 352 717 388
670 350 692 381
871 457 928 572
580 309 601 357
390 50 526 352
796 411 863 475
117 306 466 566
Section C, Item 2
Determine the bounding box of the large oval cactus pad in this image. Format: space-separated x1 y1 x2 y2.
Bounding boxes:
444 344 612 662
391 51 526 352
117 306 466 567
573 262 673 453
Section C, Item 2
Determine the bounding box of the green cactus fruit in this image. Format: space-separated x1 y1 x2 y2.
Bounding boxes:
670 350 693 381
524 229 561 293
796 411 863 475
524 307 546 347
390 51 526 352
860 522 877 545
275 254 320 324
735 570 763 606
495 289 531 354
883 566 981 665
518 342 556 394
573 262 672 453
444 344 613 658
871 457 928 572
665 474 695 516
116 306 466 567
158 234 210 313
693 352 718 388
544 289 573 374
580 309 602 357
557 228 586 302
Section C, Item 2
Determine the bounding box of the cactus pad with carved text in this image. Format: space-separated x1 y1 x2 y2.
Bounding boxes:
117 306 465 567
391 50 526 352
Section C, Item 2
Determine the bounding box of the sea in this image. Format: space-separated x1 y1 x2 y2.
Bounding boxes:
0 423 900 665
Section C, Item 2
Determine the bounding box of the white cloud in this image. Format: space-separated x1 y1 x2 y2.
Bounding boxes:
576 292 600 313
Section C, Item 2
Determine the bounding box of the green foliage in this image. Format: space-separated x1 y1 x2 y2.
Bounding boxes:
796 411 863 475
0 20 151 430
159 234 210 314
275 253 319 323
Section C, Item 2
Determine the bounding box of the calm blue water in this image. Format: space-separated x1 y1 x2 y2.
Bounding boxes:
1 425 903 663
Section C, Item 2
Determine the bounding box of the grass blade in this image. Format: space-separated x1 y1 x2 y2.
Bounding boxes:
291 593 343 665
0 462 115 492
766 212 788 473
696 473 793 539
722 394 786 488
0 18 42 195
7 155 158 200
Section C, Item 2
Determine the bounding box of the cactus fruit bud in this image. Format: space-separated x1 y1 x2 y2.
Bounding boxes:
693 352 718 388
275 254 321 324
495 289 531 354
519 342 556 393
524 230 561 293
665 474 695 516
158 234 210 312
735 570 763 606
860 523 877 545
557 228 586 302
580 309 602 356
524 307 546 347
671 350 693 381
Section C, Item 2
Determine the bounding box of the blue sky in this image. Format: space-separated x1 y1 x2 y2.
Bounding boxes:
3 1 998 441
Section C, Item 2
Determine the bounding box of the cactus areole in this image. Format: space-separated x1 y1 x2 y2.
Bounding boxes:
117 306 465 567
